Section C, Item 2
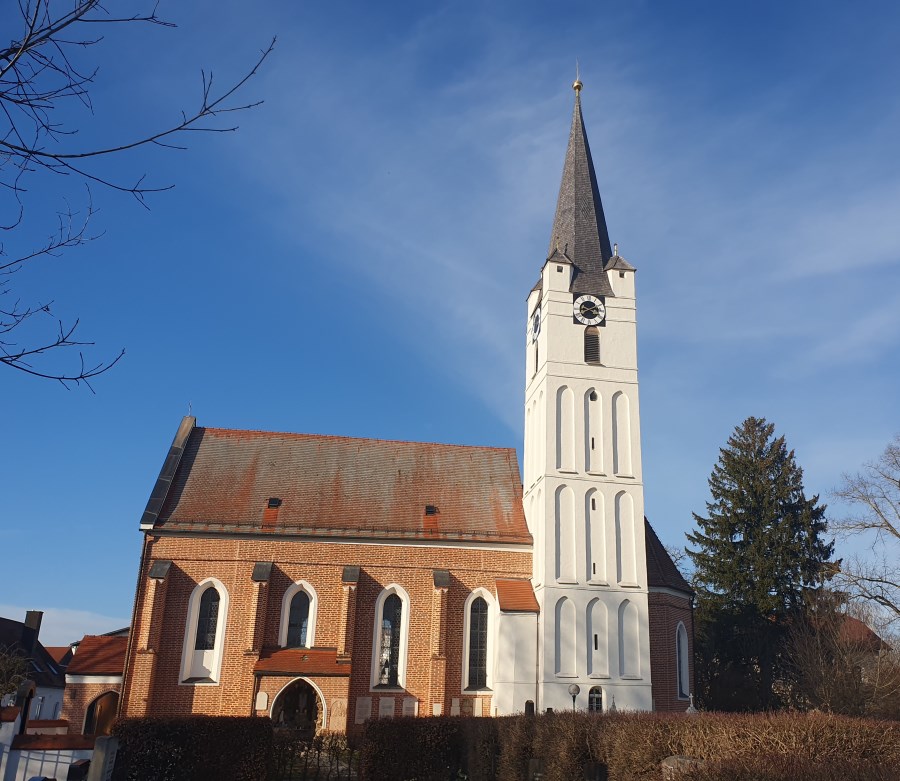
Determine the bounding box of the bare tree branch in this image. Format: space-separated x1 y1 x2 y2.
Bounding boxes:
0 1 274 386
832 435 900 628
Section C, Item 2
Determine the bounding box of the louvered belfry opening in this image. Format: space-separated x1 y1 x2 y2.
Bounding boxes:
584 326 601 364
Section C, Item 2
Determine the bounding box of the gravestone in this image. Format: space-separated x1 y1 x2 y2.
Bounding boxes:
355 696 372 724
87 736 118 781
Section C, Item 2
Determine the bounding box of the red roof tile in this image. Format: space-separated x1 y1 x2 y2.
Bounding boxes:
840 615 889 652
254 647 350 677
66 635 127 676
153 425 531 545
44 646 72 666
496 579 540 612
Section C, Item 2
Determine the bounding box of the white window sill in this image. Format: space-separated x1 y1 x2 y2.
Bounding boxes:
555 673 578 679
180 678 219 686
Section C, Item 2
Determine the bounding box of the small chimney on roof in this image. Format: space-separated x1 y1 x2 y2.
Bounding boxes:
22 610 43 655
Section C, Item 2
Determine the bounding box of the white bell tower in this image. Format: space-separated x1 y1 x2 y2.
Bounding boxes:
523 80 652 713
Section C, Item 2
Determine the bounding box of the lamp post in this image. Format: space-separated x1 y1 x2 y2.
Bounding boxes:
567 683 580 712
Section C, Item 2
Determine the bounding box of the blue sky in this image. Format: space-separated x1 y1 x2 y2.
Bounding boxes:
2 1 899 644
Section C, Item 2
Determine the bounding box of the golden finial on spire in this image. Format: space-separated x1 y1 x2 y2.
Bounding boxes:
573 59 582 93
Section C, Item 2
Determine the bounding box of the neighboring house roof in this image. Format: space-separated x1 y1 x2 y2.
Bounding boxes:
254 648 349 677
644 519 693 595
840 615 889 653
496 579 540 613
144 420 532 546
44 647 73 668
0 616 65 689
66 636 127 676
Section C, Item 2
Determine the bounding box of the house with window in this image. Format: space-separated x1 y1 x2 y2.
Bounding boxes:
118 81 694 732
61 634 128 737
0 612 65 724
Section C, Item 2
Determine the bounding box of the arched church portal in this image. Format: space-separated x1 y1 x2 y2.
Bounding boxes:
84 691 119 736
271 678 325 737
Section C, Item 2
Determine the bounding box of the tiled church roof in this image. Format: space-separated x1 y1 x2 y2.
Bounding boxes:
644 519 693 595
146 419 531 546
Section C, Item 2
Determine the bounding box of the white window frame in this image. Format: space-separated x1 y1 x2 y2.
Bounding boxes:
180 577 229 685
370 584 411 691
676 621 690 699
461 588 495 694
279 580 318 648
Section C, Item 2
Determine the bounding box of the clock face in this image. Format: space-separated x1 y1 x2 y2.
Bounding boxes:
573 294 606 326
531 310 541 341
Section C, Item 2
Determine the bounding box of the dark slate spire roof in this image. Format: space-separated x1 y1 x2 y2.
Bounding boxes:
546 86 615 297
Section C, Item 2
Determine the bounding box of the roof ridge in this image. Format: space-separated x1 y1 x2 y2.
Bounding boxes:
199 425 517 454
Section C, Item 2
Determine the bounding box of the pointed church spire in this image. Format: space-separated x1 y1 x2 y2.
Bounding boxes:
547 80 615 297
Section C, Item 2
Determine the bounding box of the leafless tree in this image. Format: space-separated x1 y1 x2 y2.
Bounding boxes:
833 435 900 628
1 0 274 388
0 645 28 701
786 592 900 717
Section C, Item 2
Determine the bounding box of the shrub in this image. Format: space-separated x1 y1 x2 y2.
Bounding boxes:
111 715 273 781
359 711 900 781
687 754 900 781
360 717 499 781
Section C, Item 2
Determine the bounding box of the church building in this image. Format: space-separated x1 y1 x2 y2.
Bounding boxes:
118 82 693 733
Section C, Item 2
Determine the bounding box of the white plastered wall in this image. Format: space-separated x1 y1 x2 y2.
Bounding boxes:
523 259 652 713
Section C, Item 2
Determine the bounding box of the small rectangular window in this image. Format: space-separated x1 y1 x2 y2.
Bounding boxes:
591 497 596 510
592 563 596 575
594 634 598 651
557 265 563 272
591 437 595 451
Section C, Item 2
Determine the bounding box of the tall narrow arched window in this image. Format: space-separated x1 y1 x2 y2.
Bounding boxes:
584 327 600 364
279 581 318 648
467 597 488 689
463 589 495 693
195 587 220 650
588 686 603 713
181 578 229 684
676 622 690 699
379 595 403 687
287 591 310 647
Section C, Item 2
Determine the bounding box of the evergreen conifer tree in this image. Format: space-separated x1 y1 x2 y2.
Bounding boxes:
687 417 832 710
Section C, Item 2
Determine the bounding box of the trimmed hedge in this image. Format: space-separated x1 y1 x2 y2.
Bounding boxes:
111 716 274 781
358 711 900 781
361 716 497 781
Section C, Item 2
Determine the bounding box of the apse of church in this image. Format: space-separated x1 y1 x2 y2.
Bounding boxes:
118 81 694 732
